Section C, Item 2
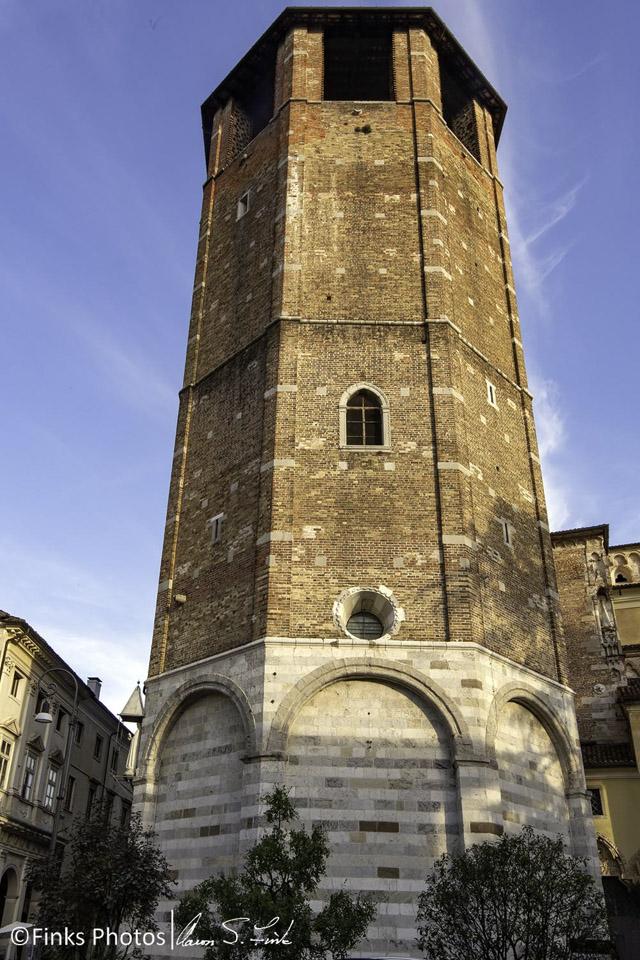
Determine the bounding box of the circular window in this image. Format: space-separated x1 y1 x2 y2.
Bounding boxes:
333 587 404 640
346 612 384 639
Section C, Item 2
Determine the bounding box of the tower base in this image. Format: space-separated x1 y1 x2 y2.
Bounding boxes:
135 638 599 957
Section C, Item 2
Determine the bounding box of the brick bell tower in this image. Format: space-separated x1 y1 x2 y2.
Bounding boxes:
135 8 598 955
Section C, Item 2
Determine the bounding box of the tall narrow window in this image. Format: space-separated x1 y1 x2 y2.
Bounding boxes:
209 513 224 544
86 783 97 819
21 753 37 801
346 390 383 446
94 734 103 761
120 801 131 827
236 193 249 220
43 766 58 811
0 739 12 788
64 775 76 812
20 882 32 924
10 672 22 699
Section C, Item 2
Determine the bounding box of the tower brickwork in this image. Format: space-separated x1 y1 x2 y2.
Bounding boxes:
136 9 599 956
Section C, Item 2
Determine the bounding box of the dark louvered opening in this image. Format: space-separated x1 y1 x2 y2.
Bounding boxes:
324 26 394 101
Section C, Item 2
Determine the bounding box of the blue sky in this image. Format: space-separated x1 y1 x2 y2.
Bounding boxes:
1 0 638 715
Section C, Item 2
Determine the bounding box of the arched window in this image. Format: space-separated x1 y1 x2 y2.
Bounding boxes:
346 390 382 446
339 383 390 449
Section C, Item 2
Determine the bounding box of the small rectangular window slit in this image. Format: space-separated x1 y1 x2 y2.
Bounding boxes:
237 193 249 220
486 380 497 407
209 513 224 544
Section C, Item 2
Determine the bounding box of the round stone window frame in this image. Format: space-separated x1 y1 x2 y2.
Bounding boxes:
333 586 404 640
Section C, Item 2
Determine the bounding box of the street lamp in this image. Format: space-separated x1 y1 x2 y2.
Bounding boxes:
34 668 79 855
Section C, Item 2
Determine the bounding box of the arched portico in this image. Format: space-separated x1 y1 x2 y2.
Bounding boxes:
142 674 257 781
266 657 472 757
485 681 580 791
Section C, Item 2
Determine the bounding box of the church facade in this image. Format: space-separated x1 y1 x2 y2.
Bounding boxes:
134 8 599 955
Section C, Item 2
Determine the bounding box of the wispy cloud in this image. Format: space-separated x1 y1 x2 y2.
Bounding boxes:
502 155 586 314
530 377 572 530
524 177 587 246
523 53 606 86
532 378 564 459
455 0 501 83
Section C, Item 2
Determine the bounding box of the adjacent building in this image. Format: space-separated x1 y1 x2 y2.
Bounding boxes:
552 528 640 957
0 610 133 941
133 7 599 956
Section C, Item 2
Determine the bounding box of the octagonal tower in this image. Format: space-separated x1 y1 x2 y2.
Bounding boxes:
135 8 598 955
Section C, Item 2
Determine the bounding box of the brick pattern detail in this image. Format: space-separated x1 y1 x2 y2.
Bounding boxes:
450 99 480 158
227 99 252 164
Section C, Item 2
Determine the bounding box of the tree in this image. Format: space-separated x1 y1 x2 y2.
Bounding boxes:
174 786 375 960
416 826 609 960
28 809 174 960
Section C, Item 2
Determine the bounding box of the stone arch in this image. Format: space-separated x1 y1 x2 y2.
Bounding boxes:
149 677 251 897
267 657 471 756
485 681 580 792
597 835 623 877
280 659 466 951
0 867 19 926
612 554 633 583
143 674 256 778
628 552 640 578
339 382 390 410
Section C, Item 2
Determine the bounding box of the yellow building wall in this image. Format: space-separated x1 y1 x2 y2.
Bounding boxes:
588 771 640 873
612 586 640 646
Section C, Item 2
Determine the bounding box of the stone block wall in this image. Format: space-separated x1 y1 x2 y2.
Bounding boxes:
136 640 597 957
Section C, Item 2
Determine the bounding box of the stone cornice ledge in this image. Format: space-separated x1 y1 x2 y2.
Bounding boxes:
145 636 574 696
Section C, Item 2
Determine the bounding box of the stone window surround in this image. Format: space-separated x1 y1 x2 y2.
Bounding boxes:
333 585 404 641
486 378 498 408
209 513 225 544
339 382 391 451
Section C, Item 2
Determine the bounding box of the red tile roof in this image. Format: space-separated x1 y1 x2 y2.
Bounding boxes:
582 741 636 767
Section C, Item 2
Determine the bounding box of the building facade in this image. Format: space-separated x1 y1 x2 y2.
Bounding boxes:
134 8 599 955
552 527 640 958
0 611 133 949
